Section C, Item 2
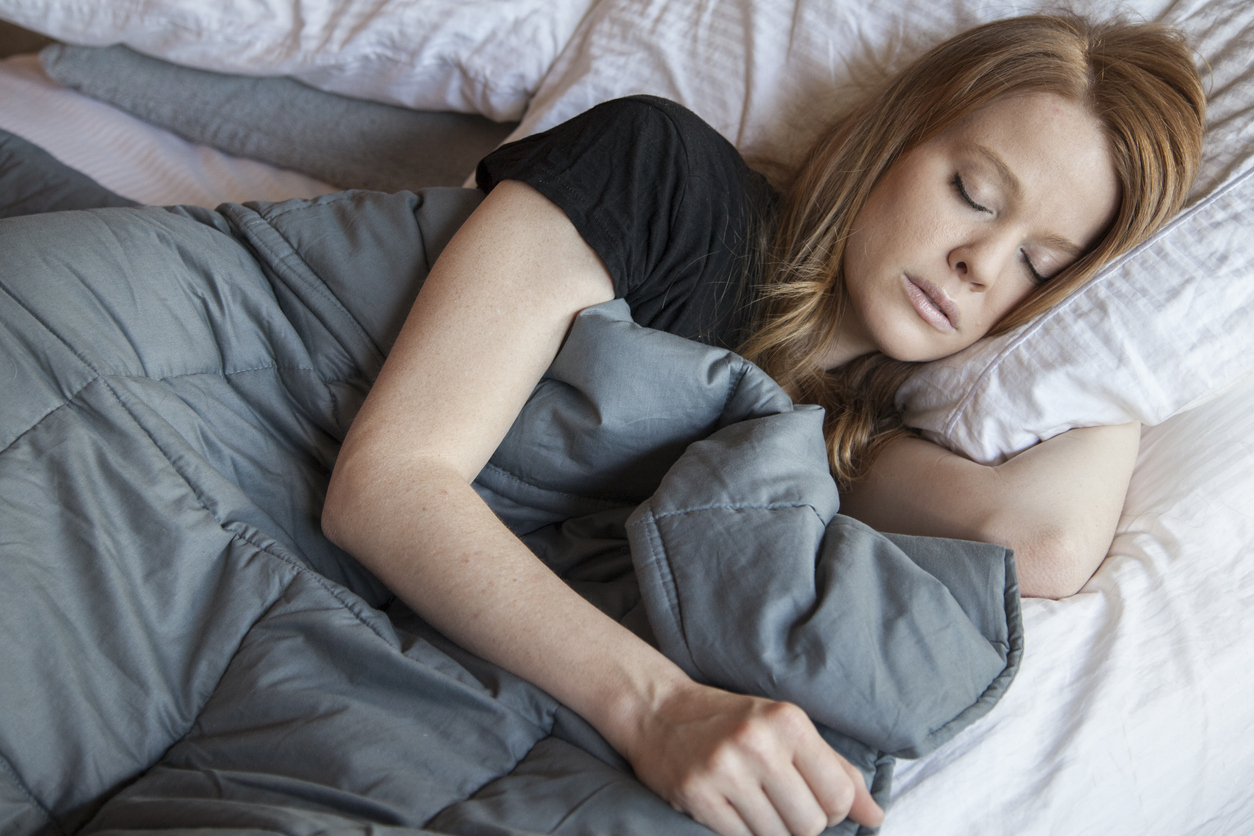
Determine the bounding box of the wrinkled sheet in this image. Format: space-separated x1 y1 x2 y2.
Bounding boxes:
0 185 1020 834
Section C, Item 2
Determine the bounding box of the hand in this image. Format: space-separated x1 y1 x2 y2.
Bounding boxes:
623 681 885 836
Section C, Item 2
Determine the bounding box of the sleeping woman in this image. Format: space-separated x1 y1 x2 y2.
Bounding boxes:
321 13 1205 836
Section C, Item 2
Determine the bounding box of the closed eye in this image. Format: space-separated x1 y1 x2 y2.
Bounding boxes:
952 174 991 213
1021 250 1047 284
955 174 1048 283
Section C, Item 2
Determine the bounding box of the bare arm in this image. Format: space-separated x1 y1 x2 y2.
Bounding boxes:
839 423 1141 599
323 180 881 836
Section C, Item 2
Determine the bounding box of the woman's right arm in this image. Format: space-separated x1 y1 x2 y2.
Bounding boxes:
321 180 882 836
839 422 1141 599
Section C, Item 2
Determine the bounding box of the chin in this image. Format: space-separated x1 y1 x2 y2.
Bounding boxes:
875 334 949 364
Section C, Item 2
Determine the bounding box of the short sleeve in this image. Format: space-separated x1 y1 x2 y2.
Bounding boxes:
476 96 773 347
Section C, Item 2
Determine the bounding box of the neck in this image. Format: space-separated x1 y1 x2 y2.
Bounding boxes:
818 327 875 371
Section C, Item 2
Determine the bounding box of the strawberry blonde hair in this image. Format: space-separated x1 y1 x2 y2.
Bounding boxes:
739 13 1206 486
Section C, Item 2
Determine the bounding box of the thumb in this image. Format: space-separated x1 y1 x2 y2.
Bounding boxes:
841 762 884 829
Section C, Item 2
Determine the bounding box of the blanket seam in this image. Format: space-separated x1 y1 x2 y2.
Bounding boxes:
0 266 105 379
545 779 626 831
908 545 1022 755
223 202 383 359
725 357 750 406
636 507 703 682
258 190 376 223
223 521 397 640
647 501 830 522
640 505 1018 757
94 375 396 643
0 281 354 457
0 383 94 458
0 274 105 455
145 529 406 820
0 750 58 834
478 461 643 507
0 365 351 459
133 363 326 384
422 722 575 830
4 373 387 642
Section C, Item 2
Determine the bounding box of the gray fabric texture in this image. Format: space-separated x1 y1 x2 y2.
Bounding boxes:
40 43 517 190
0 127 135 217
0 186 1021 835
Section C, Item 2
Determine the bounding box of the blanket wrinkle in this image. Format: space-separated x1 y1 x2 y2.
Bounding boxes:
0 187 1021 834
224 203 377 354
0 754 56 834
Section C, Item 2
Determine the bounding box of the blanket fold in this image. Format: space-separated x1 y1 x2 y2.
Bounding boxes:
481 301 1021 764
0 183 1021 836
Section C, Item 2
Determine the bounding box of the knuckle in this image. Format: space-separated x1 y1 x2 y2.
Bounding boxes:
730 717 772 753
798 811 829 836
705 738 739 773
672 769 708 805
765 700 811 738
733 724 791 769
667 775 742 836
827 778 857 819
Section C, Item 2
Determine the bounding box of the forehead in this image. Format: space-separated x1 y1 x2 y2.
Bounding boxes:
946 91 1101 147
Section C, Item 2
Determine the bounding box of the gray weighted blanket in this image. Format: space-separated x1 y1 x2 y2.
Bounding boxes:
0 182 1021 835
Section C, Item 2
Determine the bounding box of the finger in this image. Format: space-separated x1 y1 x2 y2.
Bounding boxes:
840 760 885 829
727 784 793 836
684 793 756 836
793 734 884 828
761 767 832 836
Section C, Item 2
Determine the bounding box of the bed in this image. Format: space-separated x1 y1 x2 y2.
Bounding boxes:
1 1 1252 834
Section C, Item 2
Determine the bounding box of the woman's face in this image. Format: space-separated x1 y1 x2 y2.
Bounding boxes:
832 91 1120 366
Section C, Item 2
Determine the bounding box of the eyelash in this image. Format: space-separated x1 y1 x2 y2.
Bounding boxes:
952 173 988 213
951 174 1047 284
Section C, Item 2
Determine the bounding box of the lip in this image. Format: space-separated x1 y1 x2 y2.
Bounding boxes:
903 275 960 332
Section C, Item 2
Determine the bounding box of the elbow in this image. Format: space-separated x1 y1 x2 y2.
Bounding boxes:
321 444 386 555
321 456 358 552
321 443 463 558
1012 525 1106 600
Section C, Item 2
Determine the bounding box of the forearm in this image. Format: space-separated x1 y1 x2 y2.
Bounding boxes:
325 455 883 833
840 423 1141 598
322 456 689 757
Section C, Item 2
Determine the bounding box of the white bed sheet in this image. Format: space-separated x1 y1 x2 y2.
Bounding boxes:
2 31 1251 835
0 53 336 207
886 369 1254 834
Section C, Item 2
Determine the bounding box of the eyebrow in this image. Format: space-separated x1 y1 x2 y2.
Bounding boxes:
971 143 1084 258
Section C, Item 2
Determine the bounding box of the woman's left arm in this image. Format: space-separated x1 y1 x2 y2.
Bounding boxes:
838 422 1141 599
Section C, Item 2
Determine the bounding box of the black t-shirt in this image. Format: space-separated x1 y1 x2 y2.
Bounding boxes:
475 95 775 349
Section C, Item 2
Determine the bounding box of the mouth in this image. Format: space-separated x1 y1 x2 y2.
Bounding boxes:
904 275 959 332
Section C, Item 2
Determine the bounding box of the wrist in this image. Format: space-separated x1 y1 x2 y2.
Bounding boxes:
592 656 695 765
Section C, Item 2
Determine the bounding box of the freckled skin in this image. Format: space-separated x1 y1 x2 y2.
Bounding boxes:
830 92 1120 367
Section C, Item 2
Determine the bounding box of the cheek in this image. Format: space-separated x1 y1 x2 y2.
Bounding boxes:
961 281 1036 344
992 280 1037 322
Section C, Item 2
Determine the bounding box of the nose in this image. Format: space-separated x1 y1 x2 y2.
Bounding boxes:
949 235 1011 292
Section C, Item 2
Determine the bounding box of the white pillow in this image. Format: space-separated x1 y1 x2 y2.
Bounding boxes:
510 0 1254 462
0 0 594 122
